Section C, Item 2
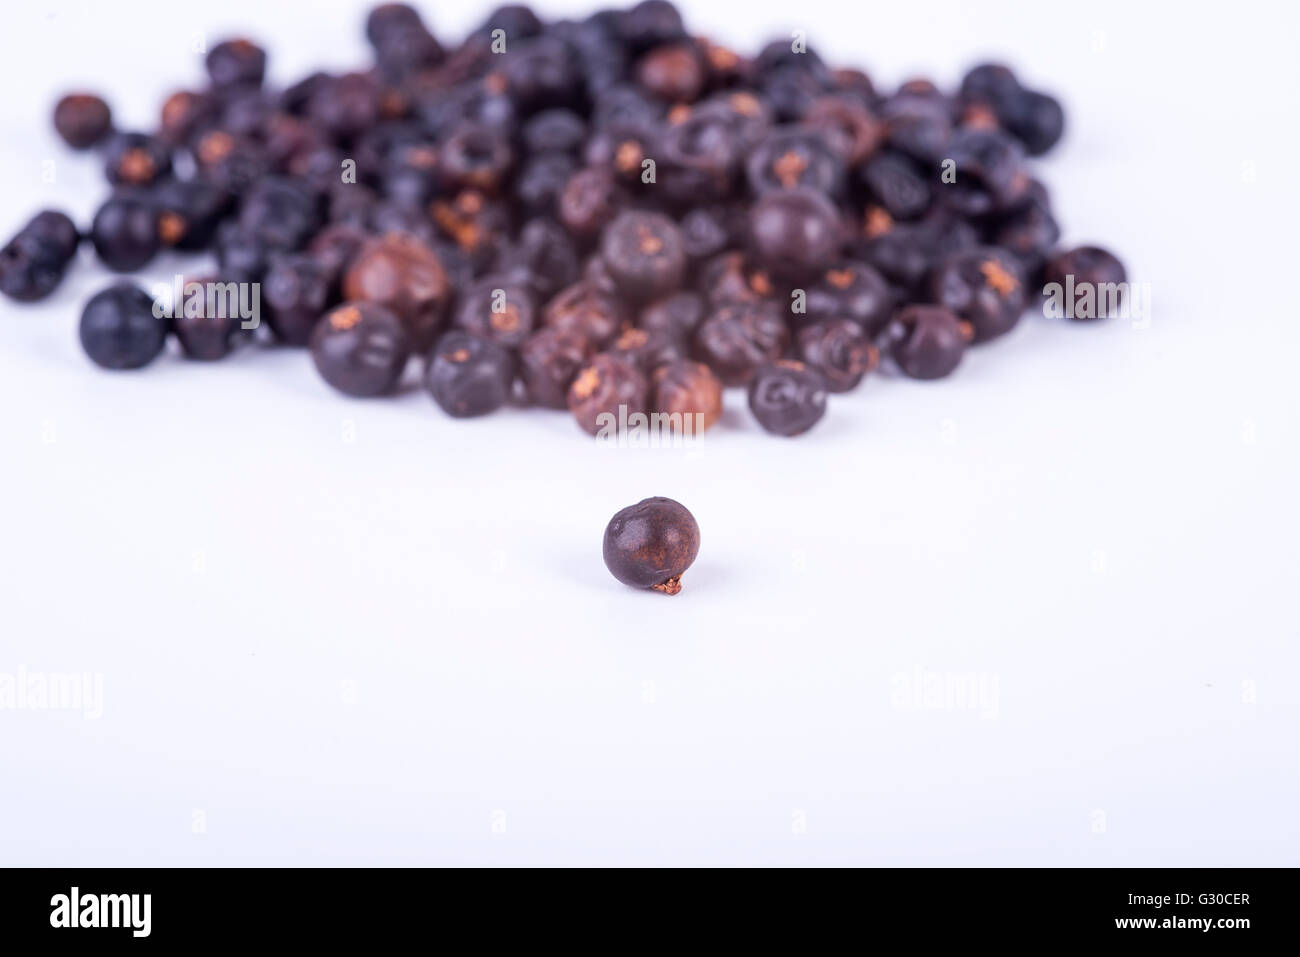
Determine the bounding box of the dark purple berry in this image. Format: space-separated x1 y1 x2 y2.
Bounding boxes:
927 247 1026 343
206 38 268 89
599 211 686 304
264 254 334 346
518 327 592 409
749 187 842 282
79 283 167 370
311 302 412 396
692 301 789 386
568 353 647 435
748 360 828 436
425 330 515 417
53 93 112 149
454 276 536 349
888 304 968 379
91 194 160 272
1042 246 1128 320
796 319 878 393
603 496 700 595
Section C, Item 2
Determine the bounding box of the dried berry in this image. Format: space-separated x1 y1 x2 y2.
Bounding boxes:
651 359 723 430
748 360 828 436
888 304 968 379
1042 246 1127 320
927 247 1026 343
543 280 628 348
639 291 706 339
599 210 686 304
151 179 231 251
518 327 592 408
747 127 846 196
79 283 167 370
602 496 700 595
342 232 451 350
568 353 647 435
0 211 78 302
103 132 172 187
172 276 246 360
264 254 333 346
693 301 789 386
796 319 878 393
53 93 112 149
749 187 843 282
425 330 515 417
206 38 268 89
453 276 536 348
311 302 412 396
606 325 684 374
90 194 160 272
802 262 893 334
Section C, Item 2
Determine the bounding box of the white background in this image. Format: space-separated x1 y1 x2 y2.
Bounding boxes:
1 0 1297 866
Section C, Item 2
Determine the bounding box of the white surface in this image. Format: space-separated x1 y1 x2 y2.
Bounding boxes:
1 0 1298 866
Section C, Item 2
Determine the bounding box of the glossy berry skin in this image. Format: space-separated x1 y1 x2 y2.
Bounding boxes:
889 305 968 380
518 327 592 409
748 360 828 436
651 359 723 431
425 330 515 418
568 354 648 435
311 302 412 397
599 211 686 304
53 93 112 149
602 496 700 595
79 283 167 370
1042 246 1128 320
749 187 843 282
927 247 1027 343
796 319 878 393
90 194 160 272
692 302 789 386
